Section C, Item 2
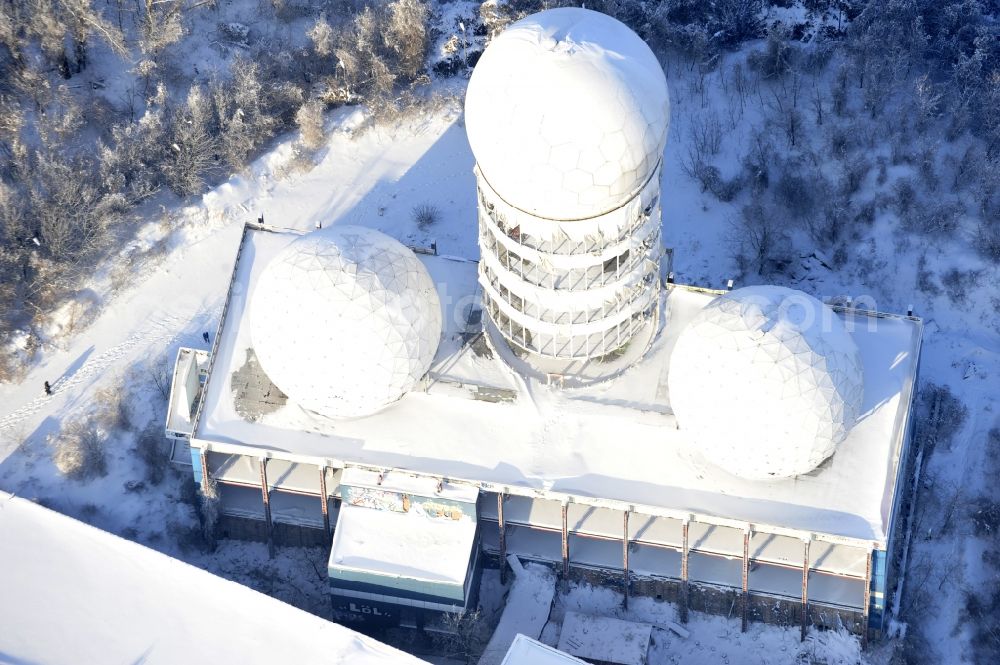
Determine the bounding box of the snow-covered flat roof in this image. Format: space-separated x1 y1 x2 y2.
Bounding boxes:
329 503 478 585
0 494 424 665
193 225 922 546
502 634 585 665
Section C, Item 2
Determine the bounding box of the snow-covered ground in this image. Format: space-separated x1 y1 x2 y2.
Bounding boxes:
1 10 998 662
0 104 476 621
479 558 557 665
541 579 865 665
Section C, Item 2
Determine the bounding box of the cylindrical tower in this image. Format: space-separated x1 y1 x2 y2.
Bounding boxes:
465 8 670 367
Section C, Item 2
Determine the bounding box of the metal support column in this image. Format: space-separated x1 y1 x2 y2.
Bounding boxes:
498 492 507 584
199 449 209 493
561 502 570 578
319 466 330 540
862 549 873 649
680 520 690 623
259 457 274 558
741 529 750 632
622 510 630 609
801 539 810 641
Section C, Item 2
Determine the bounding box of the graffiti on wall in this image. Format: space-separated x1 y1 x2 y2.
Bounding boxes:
417 500 470 521
341 484 477 522
345 486 409 513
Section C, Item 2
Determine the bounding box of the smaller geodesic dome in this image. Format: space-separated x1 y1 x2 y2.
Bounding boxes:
465 7 670 221
249 226 442 419
667 286 864 480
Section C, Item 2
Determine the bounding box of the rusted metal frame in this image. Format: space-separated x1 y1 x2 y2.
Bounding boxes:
319 466 331 540
741 528 751 632
680 519 690 623
259 457 274 558
623 510 631 608
861 549 873 649
801 539 811 641
191 440 886 552
498 492 507 585
199 448 209 493
561 501 570 578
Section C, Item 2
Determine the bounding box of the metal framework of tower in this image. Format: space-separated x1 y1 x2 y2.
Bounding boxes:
476 163 664 360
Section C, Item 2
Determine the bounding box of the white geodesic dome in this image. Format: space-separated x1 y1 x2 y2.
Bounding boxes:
465 8 670 221
249 226 442 419
667 286 865 480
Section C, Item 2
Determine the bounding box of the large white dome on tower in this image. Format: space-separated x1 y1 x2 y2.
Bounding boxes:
249 226 442 419
667 286 864 480
465 8 670 221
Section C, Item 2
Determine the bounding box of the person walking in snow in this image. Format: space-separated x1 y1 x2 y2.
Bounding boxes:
203 332 210 344
43 381 52 396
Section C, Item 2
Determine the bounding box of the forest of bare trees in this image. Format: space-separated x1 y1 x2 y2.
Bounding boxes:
0 0 998 370
649 0 1000 279
0 0 435 375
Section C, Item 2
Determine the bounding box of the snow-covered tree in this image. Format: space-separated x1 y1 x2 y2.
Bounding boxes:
386 0 429 81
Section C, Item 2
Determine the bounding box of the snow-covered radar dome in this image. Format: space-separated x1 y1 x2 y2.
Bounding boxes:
249 226 442 419
667 286 864 480
465 8 670 220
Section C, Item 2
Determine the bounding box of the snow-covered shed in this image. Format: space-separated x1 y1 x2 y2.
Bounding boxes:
327 469 481 623
502 634 585 665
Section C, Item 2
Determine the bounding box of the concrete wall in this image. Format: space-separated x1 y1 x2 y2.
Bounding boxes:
204 465 874 638
217 513 329 548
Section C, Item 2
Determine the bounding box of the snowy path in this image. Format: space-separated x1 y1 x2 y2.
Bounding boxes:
0 216 246 458
0 313 187 432
0 108 465 458
478 558 557 665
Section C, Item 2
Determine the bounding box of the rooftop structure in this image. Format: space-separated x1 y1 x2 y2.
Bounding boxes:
165 347 208 440
465 8 670 220
466 8 669 372
163 6 920 644
249 226 441 419
169 221 921 638
328 469 481 618
668 285 866 480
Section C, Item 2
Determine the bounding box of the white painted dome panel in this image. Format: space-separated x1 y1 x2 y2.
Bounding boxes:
667 286 864 480
249 226 442 419
465 8 669 220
